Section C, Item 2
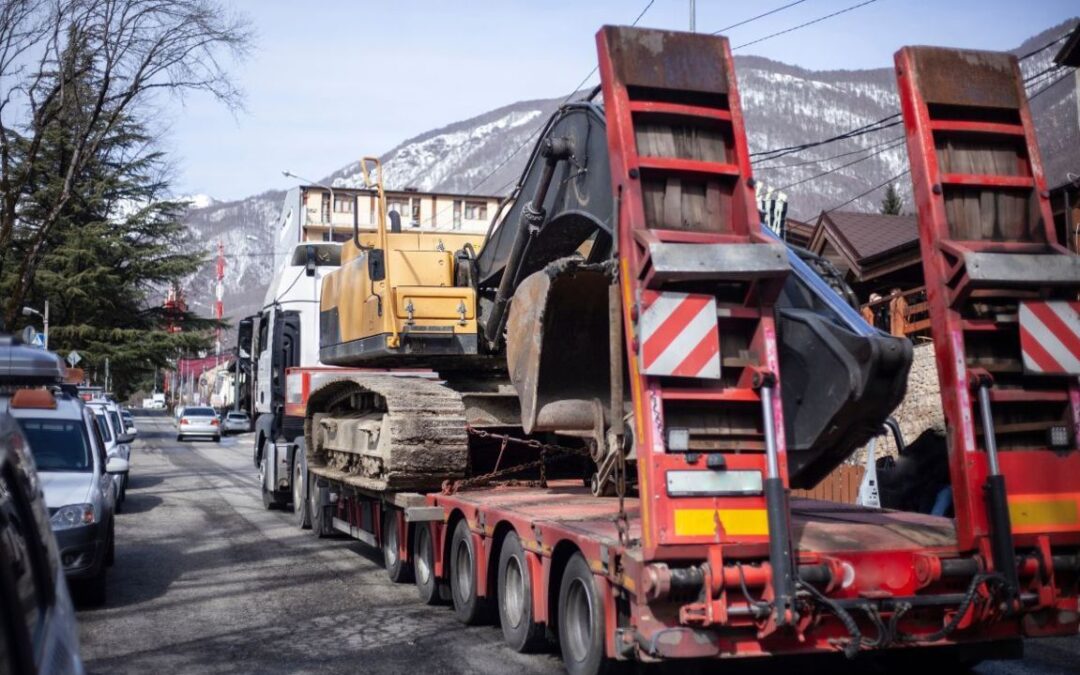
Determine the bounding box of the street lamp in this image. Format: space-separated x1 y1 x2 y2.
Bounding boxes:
282 170 336 240
21 300 48 350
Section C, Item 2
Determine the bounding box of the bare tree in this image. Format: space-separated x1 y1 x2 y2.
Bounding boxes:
0 0 252 325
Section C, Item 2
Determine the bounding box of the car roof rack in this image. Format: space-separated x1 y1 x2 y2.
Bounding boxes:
0 334 67 386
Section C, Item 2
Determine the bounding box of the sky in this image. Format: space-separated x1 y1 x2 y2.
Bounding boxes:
167 0 1079 201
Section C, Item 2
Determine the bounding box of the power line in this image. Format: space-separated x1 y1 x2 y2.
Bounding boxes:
1018 31 1073 61
775 138 906 190
755 134 903 171
416 0 658 229
1029 68 1074 101
824 168 910 213
733 0 883 51
751 114 901 161
712 0 809 35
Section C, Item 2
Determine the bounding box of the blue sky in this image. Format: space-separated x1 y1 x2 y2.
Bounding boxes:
168 0 1078 200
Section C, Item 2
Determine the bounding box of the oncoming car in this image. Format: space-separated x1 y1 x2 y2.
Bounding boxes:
176 406 221 442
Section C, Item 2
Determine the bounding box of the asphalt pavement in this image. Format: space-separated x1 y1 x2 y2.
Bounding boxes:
73 413 1080 675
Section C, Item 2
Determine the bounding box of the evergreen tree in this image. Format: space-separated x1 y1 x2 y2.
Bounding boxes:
4 38 219 399
880 183 903 215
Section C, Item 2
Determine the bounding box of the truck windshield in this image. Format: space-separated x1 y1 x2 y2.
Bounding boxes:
18 419 93 472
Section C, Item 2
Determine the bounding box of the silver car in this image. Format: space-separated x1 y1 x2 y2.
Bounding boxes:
222 410 251 434
0 410 85 674
177 406 221 442
1 390 128 606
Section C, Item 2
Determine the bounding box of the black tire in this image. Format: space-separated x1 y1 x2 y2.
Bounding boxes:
498 530 546 652
260 452 276 510
213 435 221 443
383 509 414 583
176 434 183 442
558 553 612 675
450 519 489 625
81 566 107 607
293 444 311 529
309 475 334 538
413 523 447 605
119 473 127 503
104 521 115 567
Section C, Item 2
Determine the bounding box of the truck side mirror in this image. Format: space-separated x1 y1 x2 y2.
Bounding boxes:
368 249 386 282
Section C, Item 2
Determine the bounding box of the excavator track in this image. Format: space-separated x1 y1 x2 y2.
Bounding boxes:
305 374 469 492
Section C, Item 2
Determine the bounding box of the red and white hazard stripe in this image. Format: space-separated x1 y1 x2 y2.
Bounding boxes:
639 291 721 379
1019 300 1080 375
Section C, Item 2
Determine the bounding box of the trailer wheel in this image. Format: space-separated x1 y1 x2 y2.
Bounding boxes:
309 476 334 538
293 443 310 530
413 523 448 605
382 509 414 583
450 519 490 624
559 552 611 675
498 530 546 652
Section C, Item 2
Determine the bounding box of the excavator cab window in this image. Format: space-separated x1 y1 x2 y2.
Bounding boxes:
368 249 386 282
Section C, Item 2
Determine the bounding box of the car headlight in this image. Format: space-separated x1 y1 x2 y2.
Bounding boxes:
51 504 96 530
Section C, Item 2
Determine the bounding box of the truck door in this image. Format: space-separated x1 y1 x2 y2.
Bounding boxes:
270 310 302 414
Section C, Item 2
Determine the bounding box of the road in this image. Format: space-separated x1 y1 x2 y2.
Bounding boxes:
75 413 1079 675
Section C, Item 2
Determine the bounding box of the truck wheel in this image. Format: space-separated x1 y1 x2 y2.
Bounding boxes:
293 447 310 530
413 524 447 605
382 509 414 583
498 530 546 652
309 476 334 538
450 519 490 625
559 553 612 675
259 453 276 510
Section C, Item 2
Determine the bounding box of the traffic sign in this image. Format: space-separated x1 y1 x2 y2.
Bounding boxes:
66 351 82 367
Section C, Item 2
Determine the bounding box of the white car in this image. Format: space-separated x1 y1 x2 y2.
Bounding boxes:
177 406 221 442
222 410 251 434
86 401 131 505
120 409 137 437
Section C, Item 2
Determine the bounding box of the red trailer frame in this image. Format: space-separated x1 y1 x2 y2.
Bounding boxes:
297 29 1080 672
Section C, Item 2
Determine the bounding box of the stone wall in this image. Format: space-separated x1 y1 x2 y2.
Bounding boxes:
877 341 944 457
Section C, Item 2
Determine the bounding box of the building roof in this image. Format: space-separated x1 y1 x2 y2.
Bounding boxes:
784 217 816 248
809 210 920 281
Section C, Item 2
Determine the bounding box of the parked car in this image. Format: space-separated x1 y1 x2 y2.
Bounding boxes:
177 406 221 442
120 409 137 437
86 400 131 506
222 410 251 434
0 410 85 674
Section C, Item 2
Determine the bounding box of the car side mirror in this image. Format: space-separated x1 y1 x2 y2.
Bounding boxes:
106 456 130 474
368 249 386 282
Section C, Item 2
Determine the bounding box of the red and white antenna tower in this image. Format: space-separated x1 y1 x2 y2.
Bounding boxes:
215 240 225 360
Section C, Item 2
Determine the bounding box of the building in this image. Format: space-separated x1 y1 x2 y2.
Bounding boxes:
807 211 922 299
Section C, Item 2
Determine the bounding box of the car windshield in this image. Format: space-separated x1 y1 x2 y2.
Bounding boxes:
108 411 123 435
227 413 246 420
94 412 112 442
185 407 215 417
18 418 93 472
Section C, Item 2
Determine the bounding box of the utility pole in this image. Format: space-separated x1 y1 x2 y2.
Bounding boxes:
43 300 49 350
104 357 110 394
689 0 696 32
216 239 224 365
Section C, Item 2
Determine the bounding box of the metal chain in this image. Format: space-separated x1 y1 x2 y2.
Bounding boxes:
443 428 585 494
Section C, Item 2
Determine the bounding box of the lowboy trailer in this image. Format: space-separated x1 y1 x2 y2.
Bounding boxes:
280 27 1080 675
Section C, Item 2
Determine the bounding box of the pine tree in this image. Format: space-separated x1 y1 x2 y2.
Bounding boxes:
880 183 903 215
4 39 218 399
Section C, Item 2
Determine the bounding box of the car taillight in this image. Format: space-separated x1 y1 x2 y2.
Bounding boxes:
211 419 219 426
180 418 189 425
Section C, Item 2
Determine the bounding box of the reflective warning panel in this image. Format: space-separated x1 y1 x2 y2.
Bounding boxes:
639 291 721 379
1019 300 1080 375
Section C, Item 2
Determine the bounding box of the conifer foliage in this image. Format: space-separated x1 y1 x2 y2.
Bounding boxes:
0 0 251 397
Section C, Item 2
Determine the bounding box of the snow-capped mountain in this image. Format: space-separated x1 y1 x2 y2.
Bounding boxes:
184 19 1079 333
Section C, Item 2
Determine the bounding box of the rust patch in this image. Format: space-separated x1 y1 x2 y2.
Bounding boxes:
907 46 1019 109
602 25 729 95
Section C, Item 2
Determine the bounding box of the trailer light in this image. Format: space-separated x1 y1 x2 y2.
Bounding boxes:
666 470 762 497
840 561 856 589
668 428 690 452
1048 425 1071 449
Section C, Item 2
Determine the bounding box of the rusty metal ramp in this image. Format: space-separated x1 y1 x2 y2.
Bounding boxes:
790 498 957 552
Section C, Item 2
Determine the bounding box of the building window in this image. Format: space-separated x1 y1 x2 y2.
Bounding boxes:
464 200 487 220
320 193 330 223
411 197 421 228
453 200 462 230
333 194 354 213
387 199 407 228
